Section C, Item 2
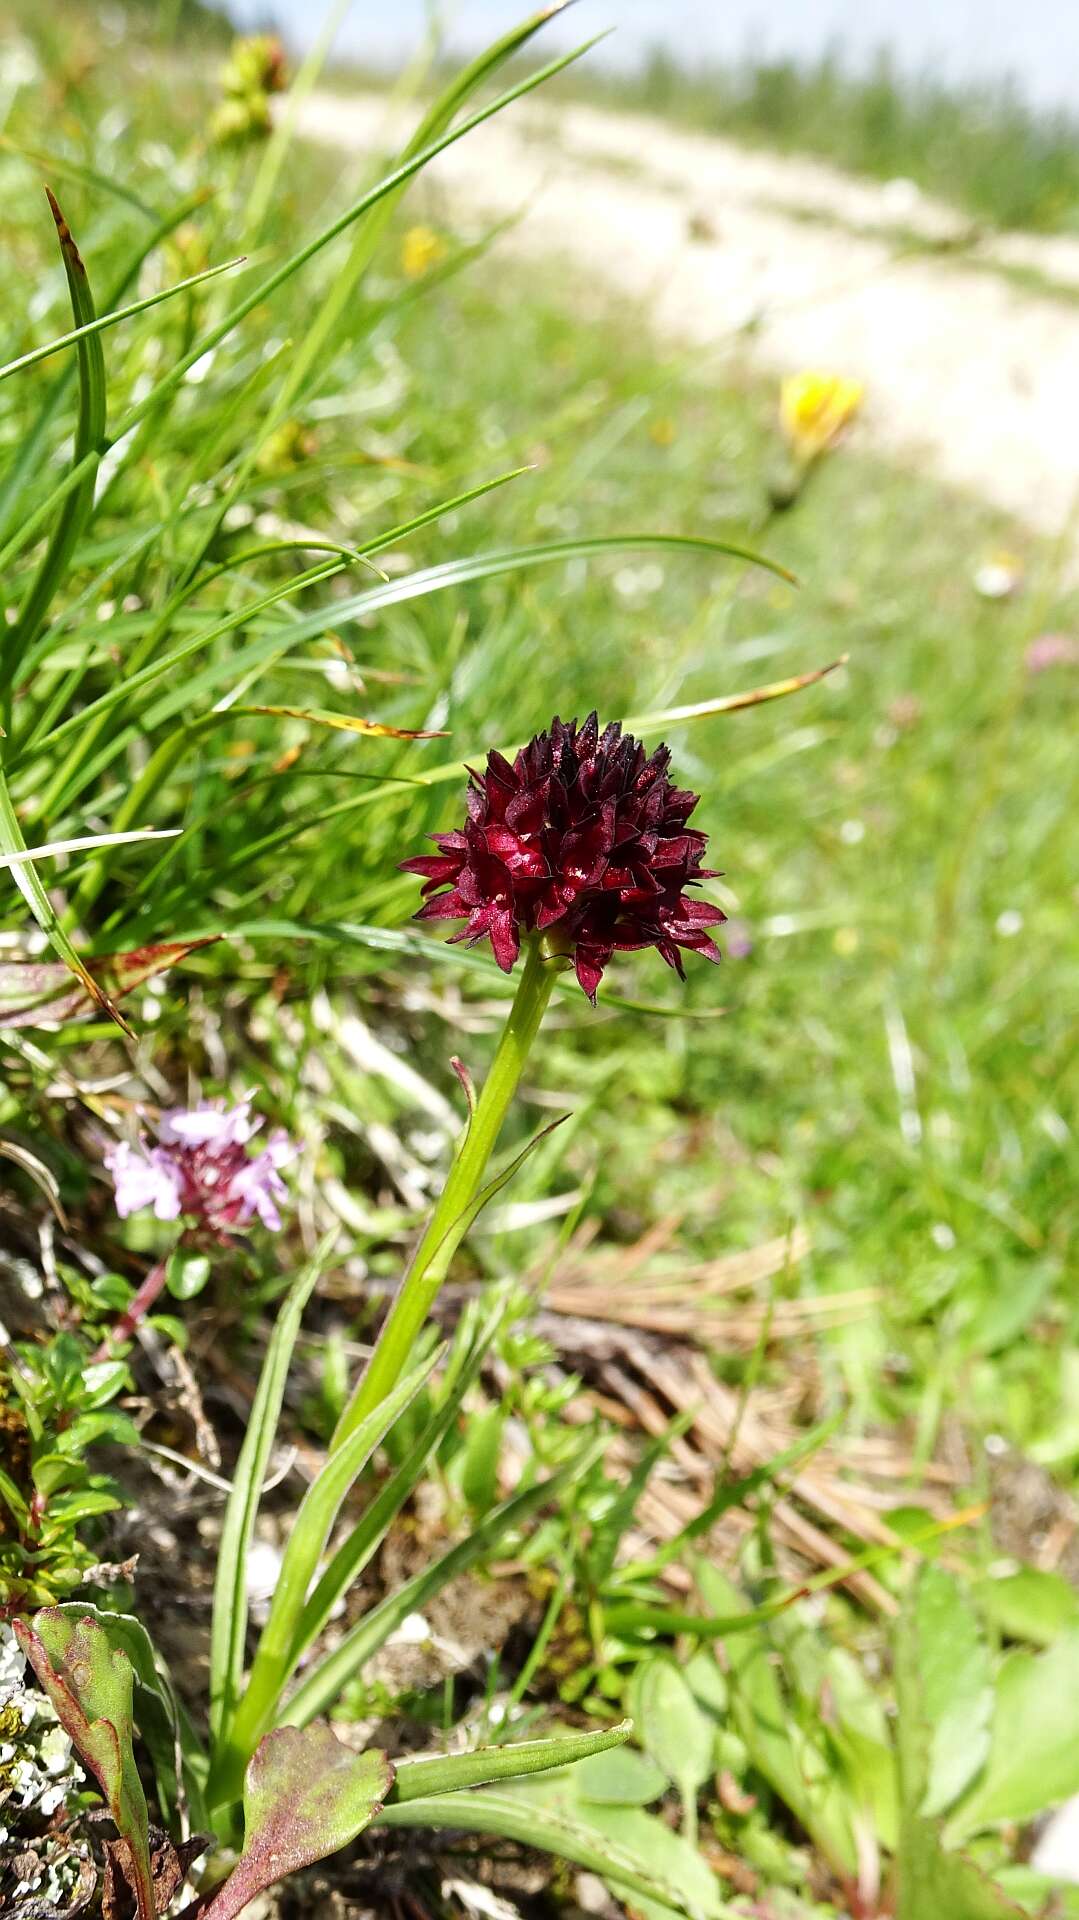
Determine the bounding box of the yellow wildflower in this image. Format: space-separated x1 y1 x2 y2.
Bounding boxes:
401 225 447 280
780 372 864 461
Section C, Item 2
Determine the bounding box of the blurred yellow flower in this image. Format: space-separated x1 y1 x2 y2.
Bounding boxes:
780 372 864 461
401 225 447 280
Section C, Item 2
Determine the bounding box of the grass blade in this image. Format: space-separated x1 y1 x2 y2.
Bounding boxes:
0 33 602 594
0 186 217 541
29 531 784 773
280 1439 605 1729
291 1301 503 1662
110 33 608 452
0 256 246 387
223 1351 443 1780
0 760 133 1035
208 1235 336 1748
387 1722 632 1802
373 1788 735 1918
0 829 178 869
1 192 107 700
624 656 848 732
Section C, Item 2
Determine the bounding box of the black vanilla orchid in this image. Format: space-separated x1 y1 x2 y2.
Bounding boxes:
402 713 726 1000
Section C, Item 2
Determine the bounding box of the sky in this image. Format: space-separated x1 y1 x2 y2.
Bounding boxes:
208 0 1079 115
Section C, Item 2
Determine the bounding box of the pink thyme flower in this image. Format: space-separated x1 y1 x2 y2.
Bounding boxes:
1025 633 1079 675
104 1098 295 1236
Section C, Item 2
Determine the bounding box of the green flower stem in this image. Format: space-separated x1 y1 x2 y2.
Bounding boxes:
332 937 556 1451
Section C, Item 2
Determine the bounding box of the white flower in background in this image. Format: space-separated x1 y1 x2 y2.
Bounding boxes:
973 550 1024 600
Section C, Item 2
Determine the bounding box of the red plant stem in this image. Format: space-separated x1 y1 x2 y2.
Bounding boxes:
91 1254 169 1363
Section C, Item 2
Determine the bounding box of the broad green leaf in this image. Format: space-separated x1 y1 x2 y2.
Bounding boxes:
552 1799 726 1920
693 1562 858 1880
630 1657 714 1841
996 1866 1079 1916
459 1400 506 1516
80 1361 130 1409
30 1452 80 1495
896 1833 1030 1920
682 1649 728 1717
199 1725 393 1920
573 1745 669 1807
976 1566 1079 1647
823 1645 898 1849
895 1566 1027 1920
947 1627 1079 1840
912 1565 993 1819
38 1488 122 1530
166 1249 213 1302
15 1611 155 1920
53 1601 196 1826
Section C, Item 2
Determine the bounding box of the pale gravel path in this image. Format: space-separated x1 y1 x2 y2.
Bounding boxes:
295 91 1079 541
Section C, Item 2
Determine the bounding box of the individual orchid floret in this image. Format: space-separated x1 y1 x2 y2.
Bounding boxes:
103 1097 295 1237
401 712 725 1001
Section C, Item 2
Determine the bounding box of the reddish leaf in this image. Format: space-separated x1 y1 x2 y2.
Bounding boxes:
14 1612 156 1920
102 1827 210 1920
242 705 448 739
198 1725 393 1920
0 938 219 1029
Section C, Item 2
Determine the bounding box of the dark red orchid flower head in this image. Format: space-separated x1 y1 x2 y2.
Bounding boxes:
401 713 725 1001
